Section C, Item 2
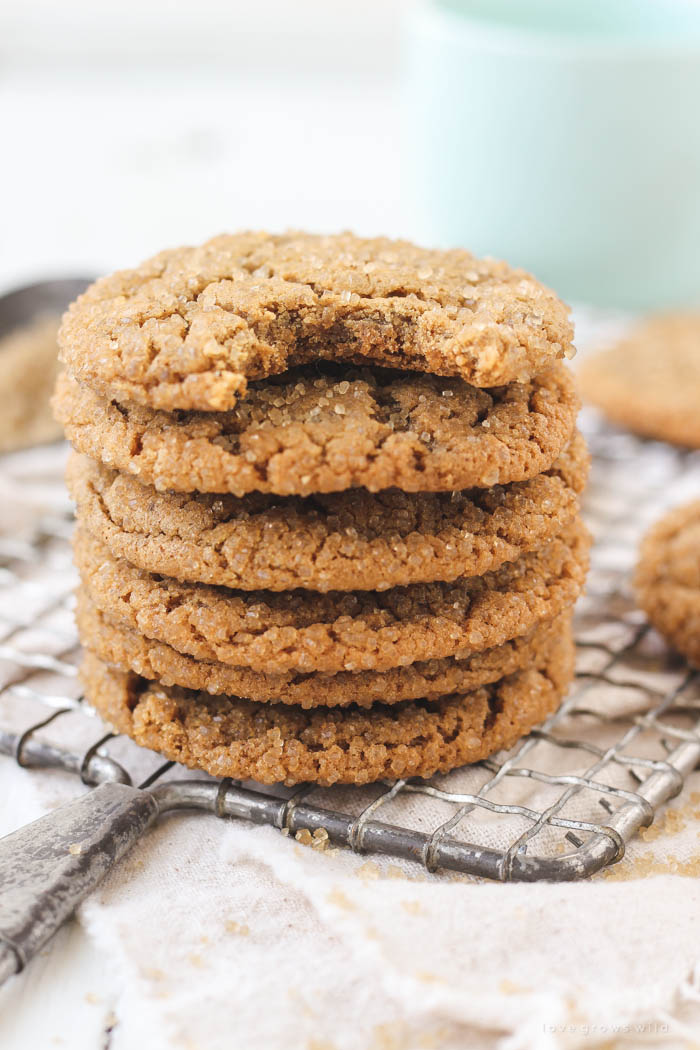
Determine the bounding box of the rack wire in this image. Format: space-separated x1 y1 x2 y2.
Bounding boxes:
1 415 700 883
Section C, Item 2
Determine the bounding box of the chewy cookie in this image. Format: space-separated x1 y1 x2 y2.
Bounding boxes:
74 523 589 674
636 501 700 665
76 591 570 708
58 231 574 412
80 630 575 785
0 314 63 453
57 229 588 786
54 362 579 495
67 432 588 592
579 315 700 447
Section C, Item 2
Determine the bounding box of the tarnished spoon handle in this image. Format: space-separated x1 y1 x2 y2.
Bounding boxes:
0 782 158 982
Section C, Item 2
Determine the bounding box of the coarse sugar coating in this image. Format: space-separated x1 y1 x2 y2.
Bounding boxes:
67 432 588 592
80 631 575 785
53 362 579 495
636 501 700 665
579 314 700 447
75 591 570 708
58 231 574 412
74 521 589 674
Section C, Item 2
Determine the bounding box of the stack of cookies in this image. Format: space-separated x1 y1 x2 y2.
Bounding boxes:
53 232 590 786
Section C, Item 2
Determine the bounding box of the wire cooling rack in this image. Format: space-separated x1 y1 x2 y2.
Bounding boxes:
1 415 700 891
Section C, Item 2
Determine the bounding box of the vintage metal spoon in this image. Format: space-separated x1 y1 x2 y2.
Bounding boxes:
0 277 93 341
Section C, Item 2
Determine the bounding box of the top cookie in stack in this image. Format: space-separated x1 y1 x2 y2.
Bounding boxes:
54 231 589 786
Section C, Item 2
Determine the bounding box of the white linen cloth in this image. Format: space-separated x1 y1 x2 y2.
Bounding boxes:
5 742 700 1050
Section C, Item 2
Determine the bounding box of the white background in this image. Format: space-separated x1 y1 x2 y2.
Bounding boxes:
0 0 412 293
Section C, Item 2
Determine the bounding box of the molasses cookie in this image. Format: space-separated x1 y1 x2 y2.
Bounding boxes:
0 314 63 453
59 231 574 412
80 629 575 785
66 432 588 591
76 591 571 708
636 501 700 665
579 315 700 447
74 522 589 674
54 362 579 495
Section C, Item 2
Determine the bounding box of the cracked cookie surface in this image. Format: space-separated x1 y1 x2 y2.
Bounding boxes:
54 362 579 495
58 231 574 412
67 432 588 592
76 591 570 707
636 501 700 665
579 315 700 447
74 522 589 674
80 631 574 785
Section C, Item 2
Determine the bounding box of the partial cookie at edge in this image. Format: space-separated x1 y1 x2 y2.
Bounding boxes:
579 315 700 447
635 500 700 665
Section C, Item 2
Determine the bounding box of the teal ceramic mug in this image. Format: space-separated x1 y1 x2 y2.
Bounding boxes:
403 0 700 309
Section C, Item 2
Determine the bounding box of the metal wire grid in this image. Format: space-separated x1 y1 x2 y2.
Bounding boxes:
1 419 700 882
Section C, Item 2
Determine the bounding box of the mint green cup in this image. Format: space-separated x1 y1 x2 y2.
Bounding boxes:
403 0 700 309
